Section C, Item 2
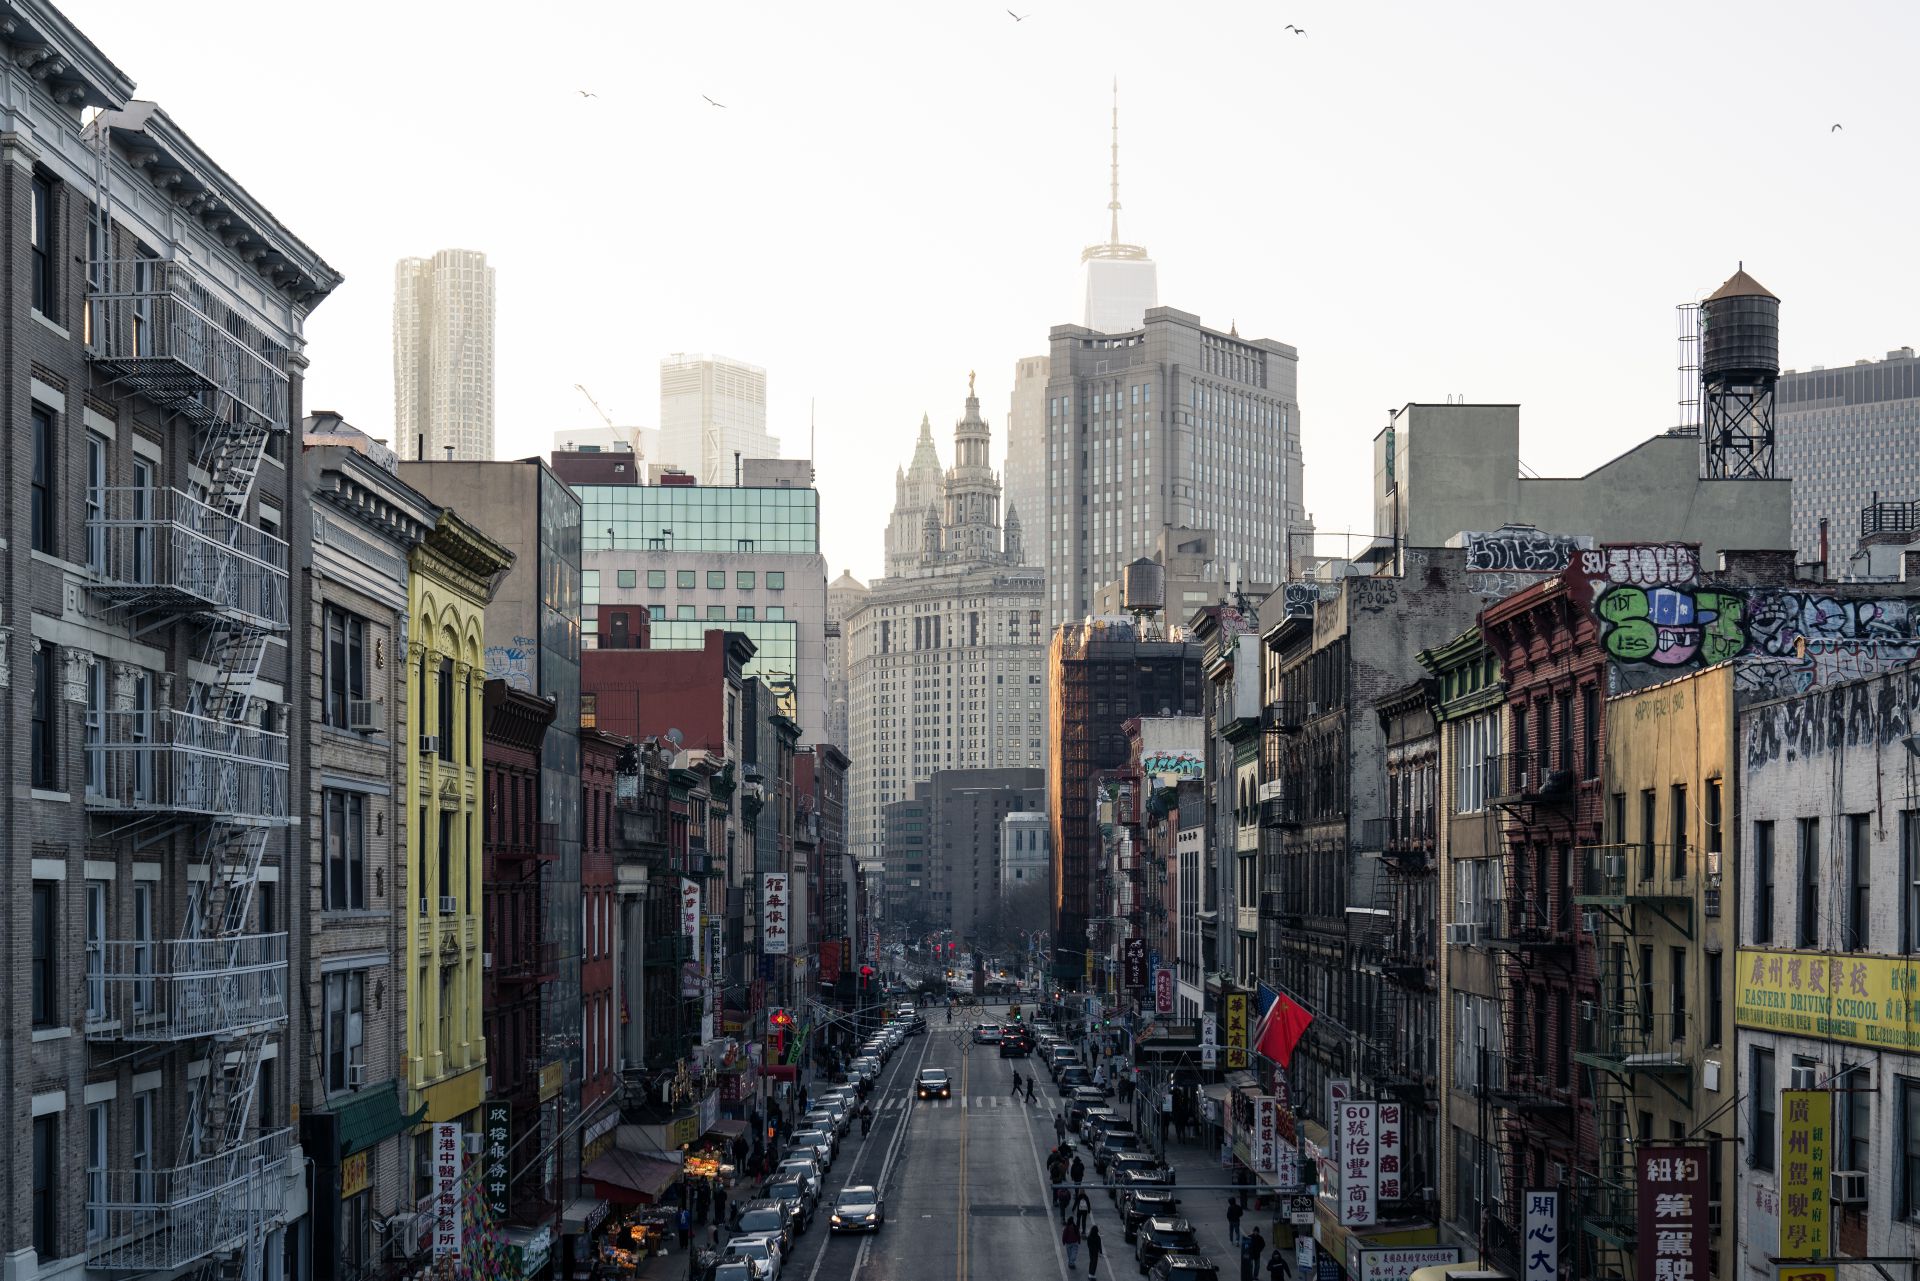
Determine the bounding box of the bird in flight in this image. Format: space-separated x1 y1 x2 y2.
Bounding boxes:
1285 24 1306 35
1008 8 1029 19
578 89 597 98
704 95 727 108
1831 123 1843 131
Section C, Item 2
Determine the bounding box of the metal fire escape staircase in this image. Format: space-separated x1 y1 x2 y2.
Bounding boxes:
80 238 294 1280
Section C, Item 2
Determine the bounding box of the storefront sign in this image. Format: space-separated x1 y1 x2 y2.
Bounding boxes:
1778 1091 1832 1259
510 1225 553 1275
539 1061 564 1103
1376 1101 1403 1202
1636 1147 1709 1281
1524 1190 1560 1281
821 939 842 979
482 1100 512 1220
670 1112 699 1147
681 879 702 966
1734 949 1920 1052
341 1150 369 1200
1337 1101 1377 1227
584 1109 618 1164
1297 1238 1317 1274
1325 1079 1351 1203
1124 938 1148 988
1357 1247 1462 1281
761 873 790 955
1774 1269 1836 1281
431 1121 463 1257
1200 1015 1217 1068
1249 1095 1278 1172
1154 966 1175 1014
1225 993 1249 1069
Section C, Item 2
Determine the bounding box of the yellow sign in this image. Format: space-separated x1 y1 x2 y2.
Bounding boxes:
1778 1089 1831 1260
539 1061 564 1103
341 1150 370 1199
670 1113 699 1147
1226 993 1249 1069
1775 1268 1836 1281
1734 949 1920 1052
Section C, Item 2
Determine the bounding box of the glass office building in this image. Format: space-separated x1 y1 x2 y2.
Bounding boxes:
581 484 819 555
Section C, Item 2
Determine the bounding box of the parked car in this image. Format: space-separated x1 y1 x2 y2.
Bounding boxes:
1109 1154 1176 1202
764 1175 818 1217
790 1128 837 1170
1119 1188 1182 1242
730 1200 801 1254
1092 1129 1144 1173
708 1260 757 1281
829 1184 886 1233
1067 1091 1111 1129
1057 1065 1094 1094
1134 1217 1200 1272
722 1234 784 1281
1146 1254 1220 1281
916 1068 952 1099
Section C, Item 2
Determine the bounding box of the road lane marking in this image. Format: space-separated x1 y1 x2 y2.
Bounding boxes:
838 1029 932 1281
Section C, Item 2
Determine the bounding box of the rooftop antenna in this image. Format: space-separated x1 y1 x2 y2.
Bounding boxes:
1108 77 1122 247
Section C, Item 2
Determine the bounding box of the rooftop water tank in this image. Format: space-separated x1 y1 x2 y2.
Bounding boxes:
1701 269 1780 381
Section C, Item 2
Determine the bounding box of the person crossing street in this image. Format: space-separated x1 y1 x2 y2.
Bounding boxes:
1086 1224 1104 1275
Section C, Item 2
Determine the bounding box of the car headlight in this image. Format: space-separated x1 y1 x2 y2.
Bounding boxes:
831 1214 843 1224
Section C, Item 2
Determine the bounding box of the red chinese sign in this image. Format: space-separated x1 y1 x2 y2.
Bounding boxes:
1634 1144 1709 1281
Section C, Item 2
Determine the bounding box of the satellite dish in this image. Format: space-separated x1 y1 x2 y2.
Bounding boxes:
666 728 684 748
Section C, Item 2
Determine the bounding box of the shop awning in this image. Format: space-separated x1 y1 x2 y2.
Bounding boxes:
586 1150 682 1205
707 1118 749 1138
335 1080 427 1158
562 1196 611 1235
1201 1083 1232 1104
1225 1070 1259 1091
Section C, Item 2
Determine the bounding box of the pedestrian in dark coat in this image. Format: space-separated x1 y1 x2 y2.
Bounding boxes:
1056 1181 1072 1220
714 1185 728 1224
1063 1219 1082 1269
1070 1155 1086 1186
677 1206 691 1251
1086 1223 1104 1274
1247 1228 1267 1277
1074 1189 1092 1234
1226 1194 1244 1243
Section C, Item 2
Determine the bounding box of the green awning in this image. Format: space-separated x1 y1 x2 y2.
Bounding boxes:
336 1080 427 1157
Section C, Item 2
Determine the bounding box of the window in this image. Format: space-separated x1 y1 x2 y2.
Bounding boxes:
31 407 55 555
1707 951 1723 1046
1583 686 1599 779
130 457 154 584
1672 785 1688 878
1755 821 1776 944
132 1091 154 1206
766 606 785 621
708 570 726 590
32 882 56 1026
325 791 367 911
1751 1048 1776 1170
1671 946 1687 1042
344 1186 373 1275
737 606 755 621
87 1102 108 1242
84 659 105 797
1639 944 1655 1034
677 570 696 588
648 604 666 621
32 1115 54 1259
86 432 107 571
581 693 598 729
738 571 756 589
325 970 366 1094
132 882 153 1014
647 569 666 589
676 605 695 620
1557 691 1573 772
85 880 106 1023
1798 818 1821 947
1640 790 1656 880
1840 1064 1870 1175
1456 714 1493 813
1706 778 1723 860
436 657 455 760
767 572 785 590
1611 791 1626 843
617 569 636 589
1905 811 1920 954
31 173 54 316
439 811 455 911
1555 990 1572 1087
706 605 725 621
324 608 367 729
1847 813 1870 951
1902 1079 1920 1220
130 671 153 803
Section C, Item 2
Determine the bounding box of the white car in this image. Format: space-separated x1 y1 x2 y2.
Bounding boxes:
852 1057 882 1082
791 1128 836 1170
725 1233 784 1281
804 1107 846 1139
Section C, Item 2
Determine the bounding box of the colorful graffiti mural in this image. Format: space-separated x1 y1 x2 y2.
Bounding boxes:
1743 666 1920 769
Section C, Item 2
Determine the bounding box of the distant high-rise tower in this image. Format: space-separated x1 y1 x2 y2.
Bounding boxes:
1004 354 1050 564
1080 81 1158 334
395 249 496 460
658 353 778 484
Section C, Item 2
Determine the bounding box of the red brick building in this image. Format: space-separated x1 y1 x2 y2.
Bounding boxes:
580 728 622 1130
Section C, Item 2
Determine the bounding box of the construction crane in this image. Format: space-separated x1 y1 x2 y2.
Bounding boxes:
574 383 616 430
571 383 643 462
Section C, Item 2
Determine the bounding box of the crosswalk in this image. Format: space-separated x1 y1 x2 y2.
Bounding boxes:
871 1095 1052 1110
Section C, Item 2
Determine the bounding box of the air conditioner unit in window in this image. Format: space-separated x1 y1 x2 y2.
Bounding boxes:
439 895 459 915
1444 922 1478 947
347 699 381 733
418 734 439 756
1580 1000 1597 1023
463 1131 484 1156
1582 911 1602 934
482 952 493 969
1603 853 1624 878
347 1063 366 1089
1831 1170 1867 1205
418 898 431 917
1789 1064 1818 1090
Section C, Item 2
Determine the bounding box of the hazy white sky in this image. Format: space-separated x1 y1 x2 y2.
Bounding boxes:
72 0 1919 584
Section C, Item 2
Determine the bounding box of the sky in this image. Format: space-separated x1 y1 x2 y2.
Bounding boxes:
69 0 1920 585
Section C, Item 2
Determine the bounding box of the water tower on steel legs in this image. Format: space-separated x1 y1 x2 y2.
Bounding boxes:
1700 266 1781 479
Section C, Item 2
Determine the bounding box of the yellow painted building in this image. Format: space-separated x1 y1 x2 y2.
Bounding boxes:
406 509 513 1125
1577 663 1736 1280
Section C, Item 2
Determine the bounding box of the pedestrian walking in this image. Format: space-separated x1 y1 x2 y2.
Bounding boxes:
1226 1195 1244 1244
1268 1245 1289 1281
1012 1070 1024 1098
714 1185 727 1224
1086 1224 1104 1275
1247 1228 1267 1278
677 1207 691 1252
1055 1113 1068 1144
1070 1155 1086 1186
1063 1219 1082 1269
1027 1077 1037 1103
1055 1181 1072 1221
1074 1189 1092 1234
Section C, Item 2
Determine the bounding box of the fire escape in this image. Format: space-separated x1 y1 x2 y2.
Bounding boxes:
81 256 294 1280
1487 748 1579 1258
1374 800 1440 1107
1573 843 1695 1281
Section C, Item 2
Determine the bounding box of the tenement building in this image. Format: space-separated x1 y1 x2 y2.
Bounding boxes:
845 382 1047 869
0 9 341 1273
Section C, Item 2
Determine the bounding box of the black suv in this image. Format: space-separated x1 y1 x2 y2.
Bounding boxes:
1119 1188 1182 1242
1134 1217 1200 1272
1108 1154 1176 1202
998 1027 1033 1057
1147 1255 1221 1281
729 1198 804 1252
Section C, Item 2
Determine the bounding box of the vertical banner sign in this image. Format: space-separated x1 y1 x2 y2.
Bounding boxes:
481 1101 512 1221
1376 1101 1403 1202
1524 1190 1560 1281
1200 1014 1218 1068
1225 993 1249 1069
1338 1100 1378 1227
432 1121 463 1257
1635 1146 1709 1281
1778 1091 1832 1259
1154 966 1175 1014
681 879 702 966
1125 938 1149 988
761 873 790 954
1249 1095 1278 1172
1327 1079 1352 1200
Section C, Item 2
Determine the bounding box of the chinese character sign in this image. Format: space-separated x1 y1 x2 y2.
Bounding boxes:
1125 938 1149 988
1376 1102 1403 1202
1200 1015 1217 1068
1326 1079 1351 1199
761 873 790 955
1338 1101 1378 1227
681 878 703 967
481 1101 512 1220
1225 993 1249 1069
1155 966 1175 1014
1778 1091 1831 1260
432 1121 463 1257
1635 1146 1709 1281
1250 1095 1278 1173
1524 1190 1560 1281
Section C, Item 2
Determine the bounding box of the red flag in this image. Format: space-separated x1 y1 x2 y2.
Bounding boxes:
1253 991 1313 1067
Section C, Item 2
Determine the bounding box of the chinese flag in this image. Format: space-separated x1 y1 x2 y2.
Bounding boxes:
1253 991 1313 1068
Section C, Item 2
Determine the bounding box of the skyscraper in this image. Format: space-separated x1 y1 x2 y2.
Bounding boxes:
1080 82 1158 334
1042 309 1306 624
394 248 496 460
1775 346 1920 565
658 352 780 484
1004 353 1050 560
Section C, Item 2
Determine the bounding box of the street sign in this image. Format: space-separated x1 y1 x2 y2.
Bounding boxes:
1290 1192 1316 1226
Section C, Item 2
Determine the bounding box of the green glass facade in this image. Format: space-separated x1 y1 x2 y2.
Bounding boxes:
577 485 819 554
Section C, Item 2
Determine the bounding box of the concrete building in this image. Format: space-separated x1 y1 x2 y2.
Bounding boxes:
923 769 1046 942
395 249 496 461
658 353 777 485
1371 403 1791 568
1001 811 1051 895
1040 308 1306 624
825 570 868 760
0 13 341 1273
845 385 1047 871
559 455 829 744
295 422 439 1276
1776 348 1920 567
1092 528 1270 624
1079 84 1158 335
553 421 662 468
1004 354 1050 564
1735 661 1920 1274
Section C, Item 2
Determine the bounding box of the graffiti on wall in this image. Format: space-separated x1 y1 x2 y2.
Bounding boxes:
1463 528 1590 574
1576 543 1702 589
484 635 538 691
1743 666 1920 769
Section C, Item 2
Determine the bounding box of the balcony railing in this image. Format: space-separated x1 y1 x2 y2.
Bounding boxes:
499 940 561 986
1575 844 1696 908
1263 700 1306 733
1488 752 1575 805
86 260 291 433
85 710 289 821
84 933 287 1042
1574 1005 1688 1073
85 486 289 628
86 1126 294 1272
